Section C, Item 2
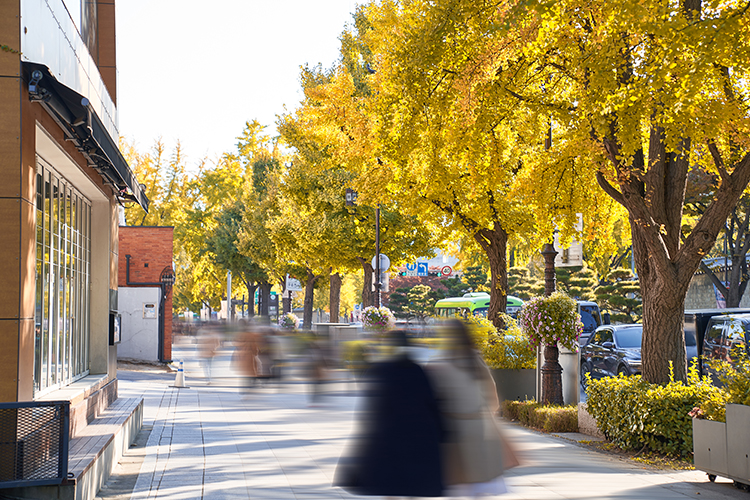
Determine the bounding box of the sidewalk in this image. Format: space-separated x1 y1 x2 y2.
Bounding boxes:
99 342 747 500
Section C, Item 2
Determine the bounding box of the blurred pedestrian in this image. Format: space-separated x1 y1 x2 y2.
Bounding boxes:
427 319 517 498
234 323 260 392
197 322 220 383
306 339 328 405
334 330 444 498
255 327 274 386
268 330 286 385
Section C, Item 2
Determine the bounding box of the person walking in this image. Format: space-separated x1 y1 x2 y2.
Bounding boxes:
197 322 220 383
334 330 444 498
234 323 260 392
427 319 516 498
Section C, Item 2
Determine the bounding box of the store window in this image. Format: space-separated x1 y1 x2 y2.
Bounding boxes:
34 157 91 396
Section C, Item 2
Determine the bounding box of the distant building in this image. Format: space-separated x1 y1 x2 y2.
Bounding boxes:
118 226 174 363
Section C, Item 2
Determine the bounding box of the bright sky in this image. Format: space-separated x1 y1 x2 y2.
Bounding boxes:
116 1 358 167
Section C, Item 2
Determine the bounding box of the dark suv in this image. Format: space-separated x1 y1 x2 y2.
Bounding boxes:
701 313 750 380
580 324 698 389
580 324 643 388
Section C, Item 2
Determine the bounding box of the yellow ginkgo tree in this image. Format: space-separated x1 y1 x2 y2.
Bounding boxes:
353 0 611 328
507 0 750 383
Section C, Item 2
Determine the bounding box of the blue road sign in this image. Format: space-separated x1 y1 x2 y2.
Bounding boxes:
417 262 428 277
406 263 417 271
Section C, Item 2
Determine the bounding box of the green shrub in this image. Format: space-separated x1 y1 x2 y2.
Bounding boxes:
502 400 538 423
702 348 750 420
585 364 721 457
535 406 579 433
480 314 536 370
501 400 577 433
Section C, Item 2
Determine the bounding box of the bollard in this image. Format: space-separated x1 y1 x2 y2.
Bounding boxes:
172 360 188 388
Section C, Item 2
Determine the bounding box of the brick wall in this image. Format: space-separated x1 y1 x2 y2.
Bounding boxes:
118 226 174 361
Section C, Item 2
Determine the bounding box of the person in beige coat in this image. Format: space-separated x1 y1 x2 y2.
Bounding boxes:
427 319 516 497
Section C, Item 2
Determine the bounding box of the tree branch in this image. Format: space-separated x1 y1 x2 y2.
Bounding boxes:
678 151 750 284
708 141 730 182
700 260 728 298
596 171 625 206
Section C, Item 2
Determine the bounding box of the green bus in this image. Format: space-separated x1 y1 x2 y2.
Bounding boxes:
434 292 524 319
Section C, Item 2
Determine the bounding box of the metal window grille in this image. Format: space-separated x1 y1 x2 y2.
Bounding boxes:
0 401 69 489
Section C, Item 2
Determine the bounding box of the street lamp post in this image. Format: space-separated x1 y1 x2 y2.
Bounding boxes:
375 204 381 308
540 242 563 405
541 243 557 297
345 189 383 308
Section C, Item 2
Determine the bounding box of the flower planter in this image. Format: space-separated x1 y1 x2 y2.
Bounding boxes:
693 418 728 479
727 403 750 482
491 368 536 402
693 403 750 485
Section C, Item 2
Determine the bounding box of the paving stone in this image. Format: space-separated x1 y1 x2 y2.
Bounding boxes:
95 342 750 500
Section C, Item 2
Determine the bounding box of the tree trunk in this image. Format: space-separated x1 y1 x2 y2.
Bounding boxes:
259 282 272 317
635 222 689 383
474 226 509 329
303 268 319 330
358 257 376 308
245 283 257 317
330 272 342 324
596 124 750 384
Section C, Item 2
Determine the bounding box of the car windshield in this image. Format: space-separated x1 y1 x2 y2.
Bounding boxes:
615 327 642 348
580 305 601 333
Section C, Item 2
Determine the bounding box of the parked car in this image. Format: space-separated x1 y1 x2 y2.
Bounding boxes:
684 308 750 374
581 324 701 389
580 324 643 389
701 313 750 381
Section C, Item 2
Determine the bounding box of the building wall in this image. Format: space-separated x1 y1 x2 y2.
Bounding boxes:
118 226 174 362
685 274 750 310
118 287 161 362
0 1 24 402
20 0 120 141
0 0 125 401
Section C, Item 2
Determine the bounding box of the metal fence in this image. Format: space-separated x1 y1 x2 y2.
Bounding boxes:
0 401 69 489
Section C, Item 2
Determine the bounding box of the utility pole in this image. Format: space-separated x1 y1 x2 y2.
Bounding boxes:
226 270 232 322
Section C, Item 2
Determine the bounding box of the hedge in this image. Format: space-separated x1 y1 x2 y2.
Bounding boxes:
585 366 721 457
501 400 578 433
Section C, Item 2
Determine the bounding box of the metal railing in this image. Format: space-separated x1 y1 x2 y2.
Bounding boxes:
0 401 70 489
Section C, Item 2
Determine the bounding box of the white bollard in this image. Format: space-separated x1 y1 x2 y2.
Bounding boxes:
172 360 188 388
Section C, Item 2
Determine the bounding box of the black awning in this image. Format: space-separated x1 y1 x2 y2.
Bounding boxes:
22 61 149 211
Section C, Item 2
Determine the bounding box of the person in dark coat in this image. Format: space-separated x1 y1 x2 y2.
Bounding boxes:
334 330 444 497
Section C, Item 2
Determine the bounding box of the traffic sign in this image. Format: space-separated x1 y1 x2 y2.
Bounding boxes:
441 265 453 276
417 262 428 277
405 263 417 277
371 253 391 271
285 274 303 292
